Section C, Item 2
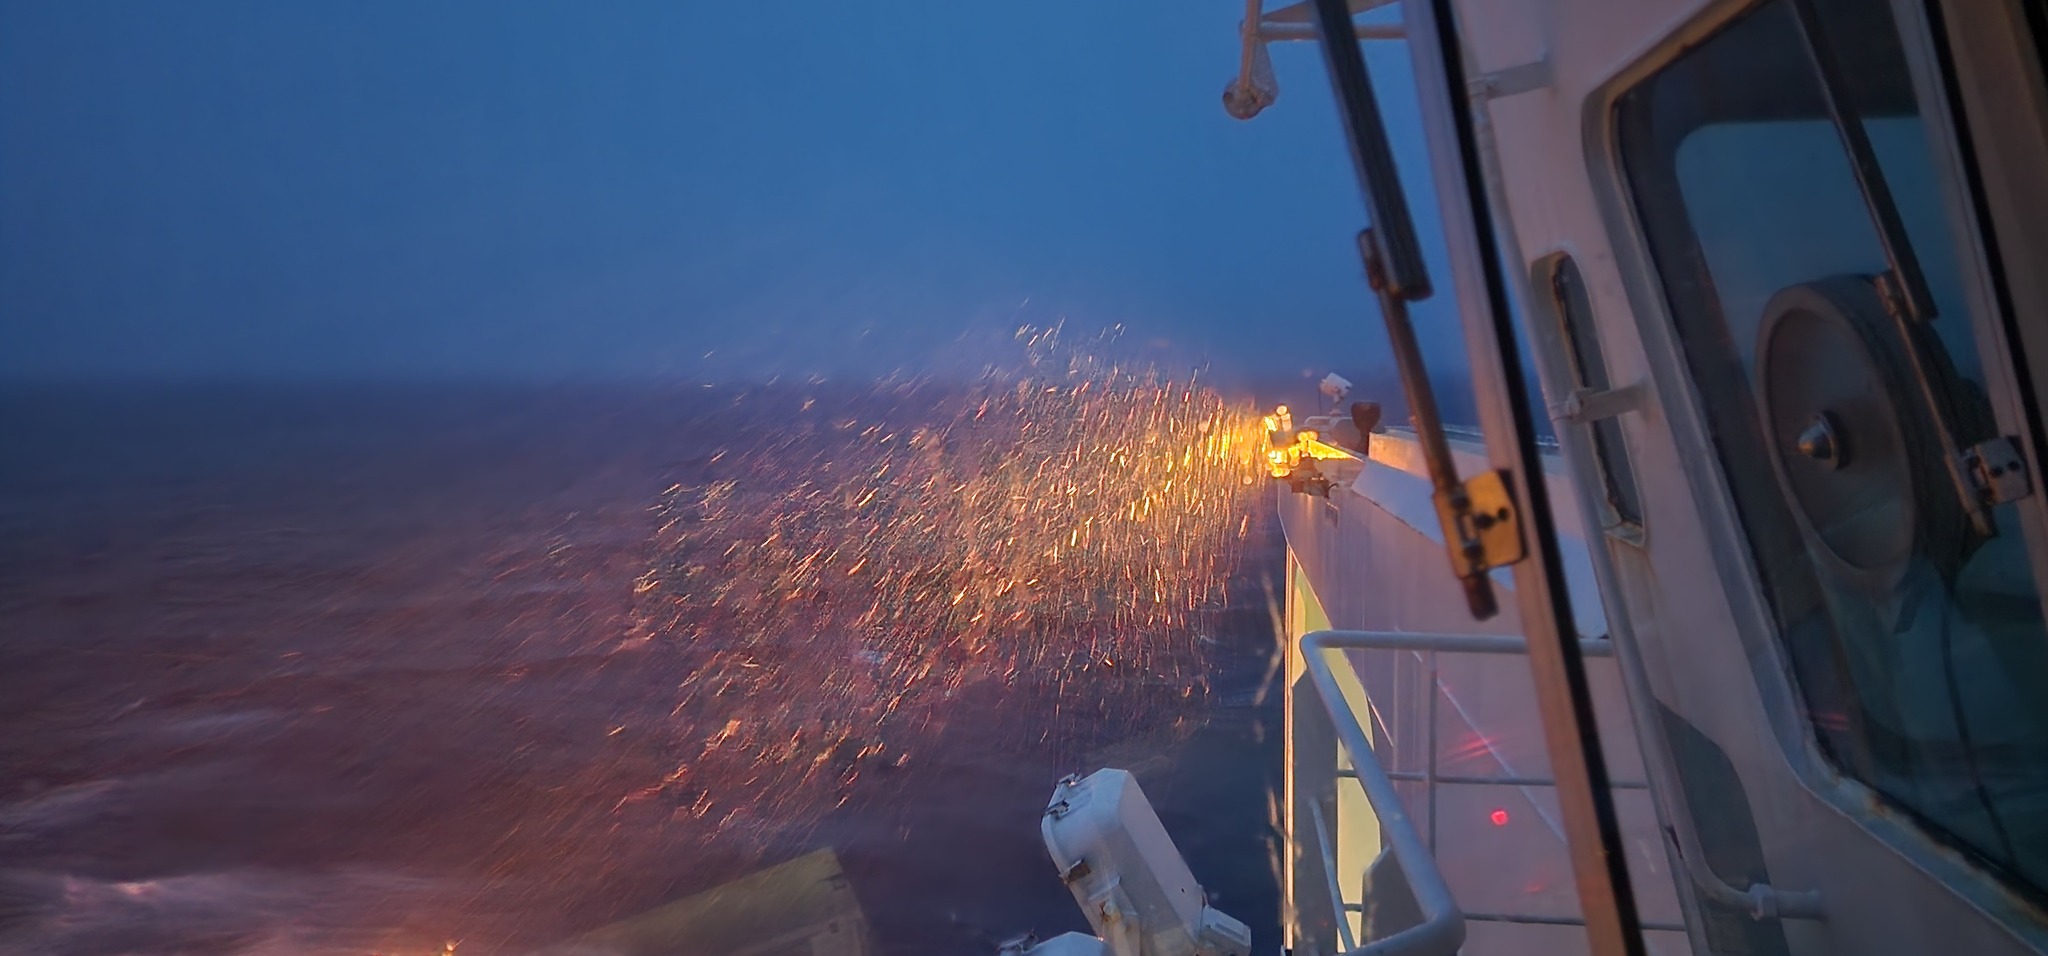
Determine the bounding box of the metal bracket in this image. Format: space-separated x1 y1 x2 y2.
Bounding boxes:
1964 436 2033 505
1256 22 1406 42
1549 384 1643 425
1468 57 1552 100
1432 469 1526 587
1045 773 1082 819
1287 470 1335 498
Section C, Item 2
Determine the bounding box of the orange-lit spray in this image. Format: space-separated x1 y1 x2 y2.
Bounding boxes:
624 327 1269 839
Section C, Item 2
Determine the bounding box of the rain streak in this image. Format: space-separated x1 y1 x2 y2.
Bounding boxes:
623 327 1268 838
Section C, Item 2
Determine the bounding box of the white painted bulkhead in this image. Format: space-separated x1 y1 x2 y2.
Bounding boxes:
1337 0 2048 953
1264 0 2048 951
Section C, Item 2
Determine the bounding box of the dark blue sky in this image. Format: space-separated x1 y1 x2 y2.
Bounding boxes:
1 1 1460 384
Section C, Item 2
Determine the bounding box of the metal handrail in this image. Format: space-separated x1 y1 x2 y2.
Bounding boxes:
1300 628 1646 952
1302 627 1824 942
1309 800 1364 954
1301 629 1618 951
1309 630 1613 657
1383 770 1650 790
1300 630 1473 956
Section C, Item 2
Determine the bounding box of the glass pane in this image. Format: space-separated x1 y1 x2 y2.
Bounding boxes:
1616 0 2048 895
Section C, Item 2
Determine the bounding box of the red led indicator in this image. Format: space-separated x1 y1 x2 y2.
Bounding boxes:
1489 809 1510 827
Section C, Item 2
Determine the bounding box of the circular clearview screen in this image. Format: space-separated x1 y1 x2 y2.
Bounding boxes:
1756 279 1922 591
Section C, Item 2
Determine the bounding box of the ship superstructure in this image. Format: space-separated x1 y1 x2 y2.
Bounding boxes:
1230 1 2048 955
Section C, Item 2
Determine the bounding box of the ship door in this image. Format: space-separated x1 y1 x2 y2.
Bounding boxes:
1602 0 2048 950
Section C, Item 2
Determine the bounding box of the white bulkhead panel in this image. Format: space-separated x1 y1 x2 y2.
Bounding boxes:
1449 0 2048 952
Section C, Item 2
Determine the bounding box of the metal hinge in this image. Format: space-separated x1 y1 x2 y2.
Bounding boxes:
1964 436 2033 505
1433 469 1527 597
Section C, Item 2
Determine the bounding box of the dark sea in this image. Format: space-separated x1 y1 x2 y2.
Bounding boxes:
0 384 1283 956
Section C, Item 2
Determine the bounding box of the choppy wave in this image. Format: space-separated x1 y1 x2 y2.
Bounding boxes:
0 373 1282 955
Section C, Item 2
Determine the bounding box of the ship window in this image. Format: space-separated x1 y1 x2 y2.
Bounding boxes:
1616 0 2048 896
1537 254 1641 528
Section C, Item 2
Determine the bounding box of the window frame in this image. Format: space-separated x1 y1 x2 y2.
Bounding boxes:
1580 0 2048 921
1914 0 2048 617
